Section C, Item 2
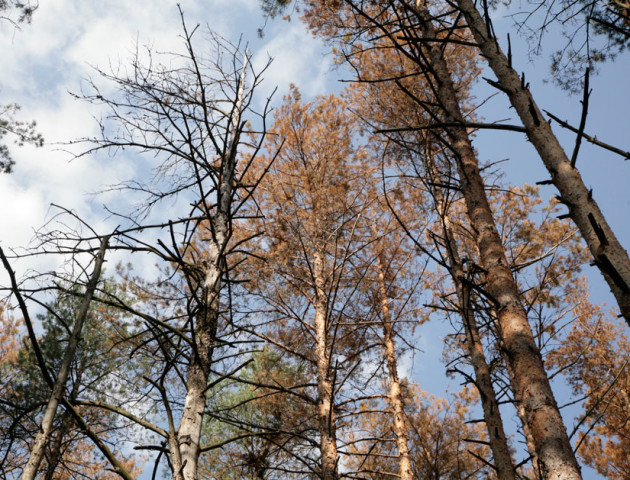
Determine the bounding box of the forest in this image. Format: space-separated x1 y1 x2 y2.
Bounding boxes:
0 0 629 479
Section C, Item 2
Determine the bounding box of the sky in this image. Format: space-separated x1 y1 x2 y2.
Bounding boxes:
1 0 629 478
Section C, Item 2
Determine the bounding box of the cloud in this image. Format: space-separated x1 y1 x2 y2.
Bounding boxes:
252 19 333 105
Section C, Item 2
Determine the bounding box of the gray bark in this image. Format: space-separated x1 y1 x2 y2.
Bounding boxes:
174 56 248 480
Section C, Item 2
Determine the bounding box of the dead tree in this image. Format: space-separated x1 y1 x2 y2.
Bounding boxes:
453 0 630 327
421 145 517 480
67 13 277 480
295 0 583 478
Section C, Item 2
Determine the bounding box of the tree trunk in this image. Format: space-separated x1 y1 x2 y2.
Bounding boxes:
175 233 225 480
461 300 517 480
375 251 415 480
43 411 71 480
406 2 582 479
43 337 93 480
173 56 247 480
516 395 542 480
22 236 109 480
425 148 516 480
453 0 630 326
314 250 339 480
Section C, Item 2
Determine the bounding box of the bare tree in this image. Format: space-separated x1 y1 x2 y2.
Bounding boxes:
52 12 278 480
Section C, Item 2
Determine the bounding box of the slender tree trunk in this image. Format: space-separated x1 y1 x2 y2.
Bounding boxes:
405 3 582 479
313 250 339 480
43 412 71 480
175 229 227 480
22 236 109 480
424 149 516 480
374 251 414 480
43 342 91 480
461 300 517 480
453 0 630 326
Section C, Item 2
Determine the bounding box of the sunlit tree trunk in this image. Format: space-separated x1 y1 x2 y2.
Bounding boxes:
453 0 630 326
374 250 414 480
407 2 582 478
314 250 339 480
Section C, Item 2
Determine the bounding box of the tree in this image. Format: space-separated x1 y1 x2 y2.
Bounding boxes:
246 88 377 479
199 349 314 479
548 302 630 479
364 222 418 480
505 0 630 91
1 0 42 173
347 384 493 479
422 153 518 480
292 1 583 478
0 0 37 25
16 11 277 479
452 0 630 328
21 237 108 480
0 279 140 480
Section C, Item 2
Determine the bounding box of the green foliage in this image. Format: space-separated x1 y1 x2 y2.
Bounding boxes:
508 0 630 92
0 104 43 174
200 348 314 479
259 0 291 18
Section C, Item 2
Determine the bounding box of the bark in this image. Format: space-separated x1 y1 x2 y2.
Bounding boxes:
461 303 517 480
405 2 582 479
174 55 247 480
22 236 109 480
516 395 542 480
425 149 516 480
453 0 630 326
375 251 414 480
175 213 229 480
313 250 339 480
44 337 93 480
43 411 71 480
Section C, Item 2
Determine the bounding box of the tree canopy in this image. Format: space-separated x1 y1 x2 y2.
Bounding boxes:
0 1 629 480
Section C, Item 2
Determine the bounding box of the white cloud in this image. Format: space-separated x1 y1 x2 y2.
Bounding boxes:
252 19 333 105
0 0 331 248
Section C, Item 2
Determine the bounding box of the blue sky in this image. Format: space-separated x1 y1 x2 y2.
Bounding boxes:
1 0 628 478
